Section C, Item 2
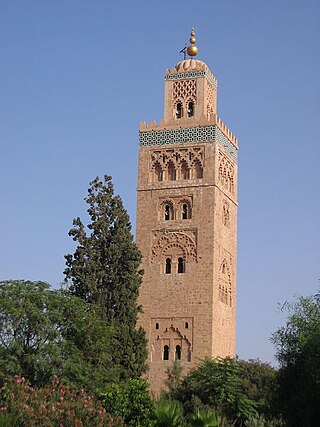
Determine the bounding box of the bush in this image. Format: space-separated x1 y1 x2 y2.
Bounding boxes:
98 379 155 426
0 375 121 426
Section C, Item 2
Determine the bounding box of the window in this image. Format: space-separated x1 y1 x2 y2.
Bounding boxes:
185 322 189 329
176 102 183 119
164 204 173 220
168 163 176 181
178 257 185 274
181 162 190 180
182 203 190 219
194 161 203 179
163 345 169 361
187 101 195 117
165 258 172 274
154 163 163 182
187 349 191 362
156 322 159 330
175 345 181 361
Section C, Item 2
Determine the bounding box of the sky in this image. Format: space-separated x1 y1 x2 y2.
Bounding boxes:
0 0 319 365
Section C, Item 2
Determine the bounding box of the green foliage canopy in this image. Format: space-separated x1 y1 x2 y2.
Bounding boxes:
98 379 155 427
271 292 320 426
174 358 257 425
0 280 119 389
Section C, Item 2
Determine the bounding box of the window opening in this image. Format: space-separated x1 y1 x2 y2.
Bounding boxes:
156 323 159 330
165 258 172 274
182 203 189 219
188 101 195 117
164 205 171 220
185 322 189 329
178 257 185 274
163 345 169 361
175 345 181 360
155 164 163 182
187 349 191 362
176 102 183 119
195 161 203 179
168 163 176 181
181 162 189 180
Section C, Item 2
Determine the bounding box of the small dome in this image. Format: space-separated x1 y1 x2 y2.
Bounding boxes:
172 59 207 73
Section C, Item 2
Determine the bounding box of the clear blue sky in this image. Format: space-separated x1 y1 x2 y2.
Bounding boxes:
1 0 319 365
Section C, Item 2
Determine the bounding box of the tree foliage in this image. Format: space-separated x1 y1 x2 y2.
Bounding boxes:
64 175 147 380
174 358 257 425
237 359 277 421
0 280 119 390
271 292 320 426
98 379 155 427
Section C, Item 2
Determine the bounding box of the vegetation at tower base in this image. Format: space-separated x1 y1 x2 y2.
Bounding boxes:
0 280 119 390
97 379 155 427
271 292 320 427
172 357 258 424
64 175 147 380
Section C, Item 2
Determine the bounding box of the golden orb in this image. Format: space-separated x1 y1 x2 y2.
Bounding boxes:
191 30 195 36
189 37 196 44
187 45 198 56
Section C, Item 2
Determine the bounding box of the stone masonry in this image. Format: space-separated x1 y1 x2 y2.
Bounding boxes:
136 58 238 394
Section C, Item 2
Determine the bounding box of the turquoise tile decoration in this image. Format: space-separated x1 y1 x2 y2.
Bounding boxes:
139 125 238 163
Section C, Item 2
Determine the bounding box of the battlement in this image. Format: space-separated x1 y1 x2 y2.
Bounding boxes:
139 115 238 149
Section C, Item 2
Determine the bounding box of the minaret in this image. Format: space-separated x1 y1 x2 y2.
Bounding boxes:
136 29 238 393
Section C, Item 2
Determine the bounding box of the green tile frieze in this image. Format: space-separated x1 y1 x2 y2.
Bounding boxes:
139 125 238 163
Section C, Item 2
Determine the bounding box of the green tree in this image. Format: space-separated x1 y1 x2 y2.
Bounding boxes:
271 292 320 427
175 358 257 425
98 379 155 427
0 280 119 389
64 175 147 380
237 359 277 421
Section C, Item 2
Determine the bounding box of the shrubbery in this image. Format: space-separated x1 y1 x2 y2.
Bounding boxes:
0 376 121 426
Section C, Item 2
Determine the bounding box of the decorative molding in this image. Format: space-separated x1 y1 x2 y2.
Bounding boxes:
165 70 217 90
139 125 238 163
151 230 197 264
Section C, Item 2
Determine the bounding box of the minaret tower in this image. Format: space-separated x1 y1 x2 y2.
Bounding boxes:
136 30 238 393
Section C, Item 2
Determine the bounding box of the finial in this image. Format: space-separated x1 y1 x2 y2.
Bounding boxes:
187 27 198 57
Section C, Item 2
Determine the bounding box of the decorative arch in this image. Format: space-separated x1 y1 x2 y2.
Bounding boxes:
151 231 197 264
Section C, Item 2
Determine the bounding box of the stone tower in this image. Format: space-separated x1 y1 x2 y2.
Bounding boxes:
136 32 238 393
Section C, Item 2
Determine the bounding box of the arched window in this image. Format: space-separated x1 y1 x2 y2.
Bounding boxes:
185 322 189 329
178 257 185 274
175 345 181 361
182 203 190 219
154 163 163 182
163 345 169 361
194 161 203 179
187 101 195 117
168 163 176 181
156 322 159 330
176 102 183 119
181 162 190 180
164 203 173 220
165 258 172 274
